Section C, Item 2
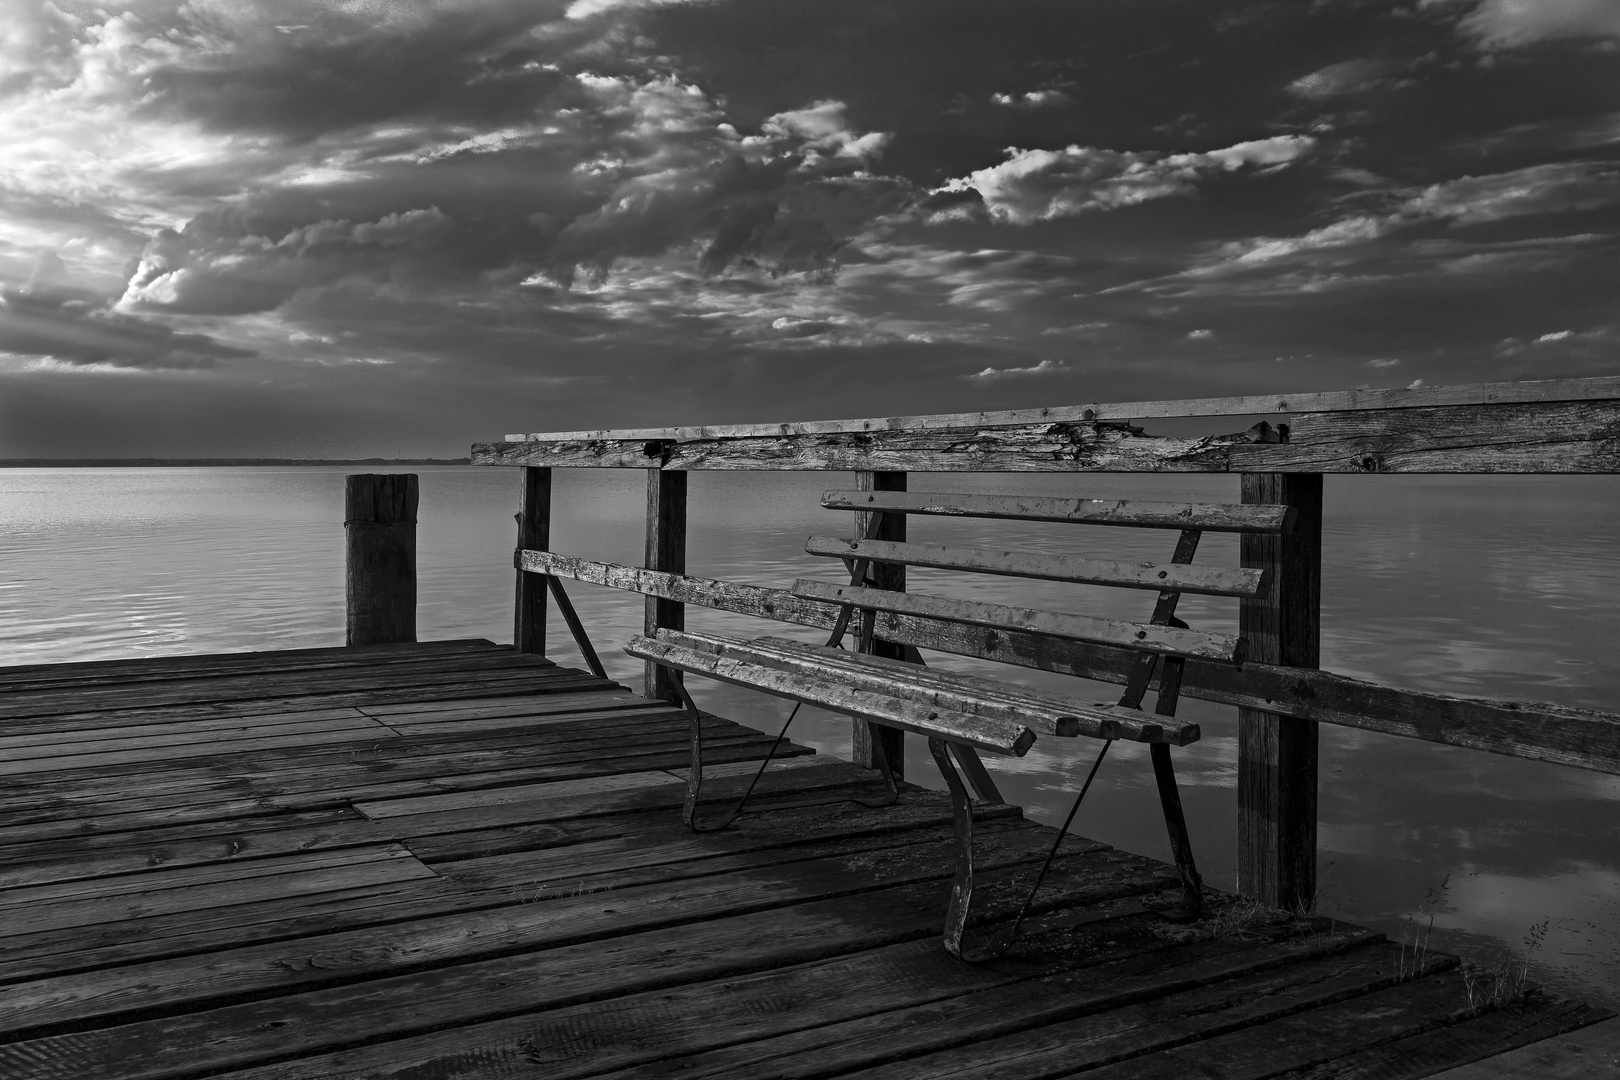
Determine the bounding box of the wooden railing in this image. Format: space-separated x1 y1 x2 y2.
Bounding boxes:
472 376 1620 913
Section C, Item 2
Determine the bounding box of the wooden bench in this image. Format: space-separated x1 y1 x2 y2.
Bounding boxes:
524 488 1293 958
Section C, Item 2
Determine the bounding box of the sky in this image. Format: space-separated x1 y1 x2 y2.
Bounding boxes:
0 0 1617 457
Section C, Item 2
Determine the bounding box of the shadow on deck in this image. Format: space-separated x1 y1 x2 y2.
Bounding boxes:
0 640 1612 1079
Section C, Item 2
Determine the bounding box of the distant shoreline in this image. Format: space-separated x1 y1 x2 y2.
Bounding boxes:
0 458 474 467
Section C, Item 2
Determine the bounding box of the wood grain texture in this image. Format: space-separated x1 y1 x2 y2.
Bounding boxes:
499 375 1620 441
626 633 1037 755
513 466 551 655
1237 472 1322 912
474 397 1620 474
806 535 1269 597
689 631 1198 744
1 641 1604 1080
520 550 1620 774
821 489 1296 532
851 470 906 777
793 579 1247 662
343 474 417 646
643 468 687 703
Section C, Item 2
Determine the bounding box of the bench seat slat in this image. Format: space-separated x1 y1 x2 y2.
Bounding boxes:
821 490 1294 533
736 635 1198 745
792 580 1247 664
806 536 1268 599
625 633 1037 756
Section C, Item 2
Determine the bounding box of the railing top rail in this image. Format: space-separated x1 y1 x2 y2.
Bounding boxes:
500 376 1620 444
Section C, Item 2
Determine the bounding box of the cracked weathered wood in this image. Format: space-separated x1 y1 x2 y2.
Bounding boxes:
519 551 1620 775
820 489 1296 532
475 398 1620 473
343 473 417 645
501 375 1620 442
806 535 1269 597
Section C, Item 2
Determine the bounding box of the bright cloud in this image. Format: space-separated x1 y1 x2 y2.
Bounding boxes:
967 359 1068 381
1456 0 1620 49
933 135 1315 225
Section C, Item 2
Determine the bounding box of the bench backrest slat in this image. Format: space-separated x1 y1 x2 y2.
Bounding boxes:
821 490 1294 533
792 580 1246 663
806 535 1268 599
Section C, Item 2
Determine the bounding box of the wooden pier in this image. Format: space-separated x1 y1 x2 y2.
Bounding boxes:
0 641 1612 1078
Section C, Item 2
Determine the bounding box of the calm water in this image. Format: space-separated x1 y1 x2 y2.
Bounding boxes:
3 466 1617 1006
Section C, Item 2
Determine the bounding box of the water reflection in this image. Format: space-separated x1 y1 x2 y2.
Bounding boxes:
2 467 1616 1006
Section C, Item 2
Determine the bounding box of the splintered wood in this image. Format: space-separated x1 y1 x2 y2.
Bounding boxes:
0 641 1609 1078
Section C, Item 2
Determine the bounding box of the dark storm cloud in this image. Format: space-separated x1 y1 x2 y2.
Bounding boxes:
0 285 254 369
2 0 1617 455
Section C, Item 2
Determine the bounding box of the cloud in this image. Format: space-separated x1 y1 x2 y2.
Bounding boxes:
119 207 457 315
0 284 254 369
1287 59 1388 100
1189 161 1620 276
1454 0 1620 49
1399 162 1620 224
967 358 1068 381
989 90 1072 109
932 135 1315 225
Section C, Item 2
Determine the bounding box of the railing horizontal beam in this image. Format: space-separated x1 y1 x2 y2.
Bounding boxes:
475 399 1620 475
519 549 1620 776
500 375 1620 443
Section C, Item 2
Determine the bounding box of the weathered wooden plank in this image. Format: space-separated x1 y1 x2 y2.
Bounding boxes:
0 709 385 751
475 422 1238 472
0 845 434 939
793 580 1247 662
520 552 1620 774
1236 399 1620 474
1068 968 1507 1080
1238 472 1322 912
628 932 1404 1080
1300 1002 1617 1079
0 639 505 693
0 658 589 725
0 844 423 911
821 489 1296 533
475 396 1620 473
0 670 617 731
498 375 1620 441
0 724 406 777
344 473 417 646
807 535 1269 597
0 836 1164 1063
214 908 1272 1080
627 635 1038 755
663 630 1195 744
0 795 1014 983
0 877 481 986
0 715 391 762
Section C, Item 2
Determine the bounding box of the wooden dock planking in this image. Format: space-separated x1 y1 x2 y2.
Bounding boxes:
0 641 1610 1079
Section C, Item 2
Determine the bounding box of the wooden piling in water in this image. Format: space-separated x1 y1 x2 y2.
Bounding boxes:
1238 472 1323 911
344 473 418 647
643 468 687 703
852 470 907 780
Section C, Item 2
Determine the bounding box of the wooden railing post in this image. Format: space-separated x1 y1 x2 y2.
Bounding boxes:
644 468 688 702
852 470 906 780
344 473 418 647
514 466 552 655
1238 472 1323 911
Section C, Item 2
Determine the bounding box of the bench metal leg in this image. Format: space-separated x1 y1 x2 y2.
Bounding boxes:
930 737 982 960
1150 743 1204 921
